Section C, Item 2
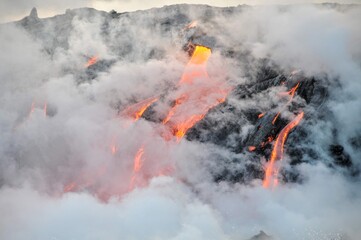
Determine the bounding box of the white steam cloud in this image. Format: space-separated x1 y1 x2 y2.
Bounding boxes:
0 4 361 240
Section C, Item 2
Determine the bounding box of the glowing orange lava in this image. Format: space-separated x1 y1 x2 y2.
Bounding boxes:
248 146 256 152
133 147 144 172
111 145 117 155
85 56 98 68
63 182 77 193
272 83 300 125
122 96 158 121
63 45 230 198
163 45 230 140
263 111 304 188
185 20 198 29
129 146 145 189
179 46 211 84
272 112 281 125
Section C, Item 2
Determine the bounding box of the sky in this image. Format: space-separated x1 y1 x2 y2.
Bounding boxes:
0 0 360 23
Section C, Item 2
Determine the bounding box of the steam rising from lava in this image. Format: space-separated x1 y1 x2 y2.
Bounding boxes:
0 3 361 240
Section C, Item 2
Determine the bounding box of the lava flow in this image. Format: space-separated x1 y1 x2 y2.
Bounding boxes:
163 45 230 140
179 45 211 84
184 20 198 30
263 111 304 188
122 96 159 121
85 56 98 68
272 82 300 125
129 146 145 189
64 45 229 197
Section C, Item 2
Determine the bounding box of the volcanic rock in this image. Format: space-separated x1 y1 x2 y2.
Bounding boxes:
248 231 273 240
29 7 39 19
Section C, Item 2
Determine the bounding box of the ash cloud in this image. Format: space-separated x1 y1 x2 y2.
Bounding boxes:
0 3 361 240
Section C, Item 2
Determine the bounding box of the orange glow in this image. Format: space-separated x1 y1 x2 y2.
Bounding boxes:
179 46 211 84
288 82 300 99
122 97 158 121
63 163 109 195
258 113 265 119
163 45 230 140
185 20 198 29
162 94 188 124
129 146 145 189
133 147 144 172
272 112 280 125
173 113 205 139
111 145 117 155
85 56 98 68
63 182 77 193
272 83 300 125
260 136 274 148
248 146 256 152
263 112 304 188
279 83 300 102
189 45 211 65
170 93 227 141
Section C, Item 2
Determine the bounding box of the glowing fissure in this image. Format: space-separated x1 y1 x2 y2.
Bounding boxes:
64 45 230 197
129 146 145 189
163 45 230 140
272 82 300 125
179 46 211 84
263 111 304 188
184 20 198 30
133 147 144 172
122 96 159 121
272 112 281 125
85 56 98 68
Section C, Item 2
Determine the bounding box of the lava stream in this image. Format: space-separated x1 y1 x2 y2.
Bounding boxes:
85 56 98 68
122 96 159 121
129 146 145 189
179 45 211 84
272 82 300 125
263 111 304 188
163 45 230 140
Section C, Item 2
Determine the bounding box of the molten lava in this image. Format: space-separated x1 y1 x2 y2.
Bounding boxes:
129 146 145 189
185 20 198 29
272 83 300 125
272 112 281 125
122 96 159 121
179 46 211 84
163 45 230 140
64 45 230 198
263 111 304 188
248 146 256 152
85 56 98 68
133 147 144 172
